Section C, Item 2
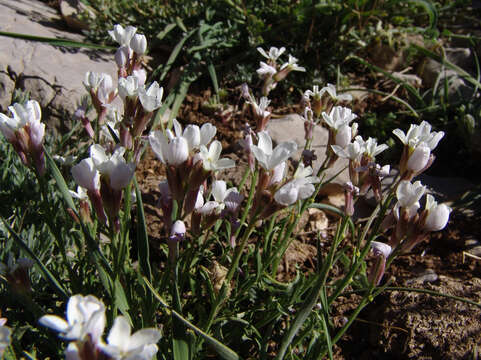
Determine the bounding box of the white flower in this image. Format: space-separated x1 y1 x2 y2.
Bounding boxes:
133 69 147 86
269 161 287 185
331 141 363 161
149 131 189 166
39 294 106 343
197 140 235 171
304 85 323 101
0 325 11 357
256 62 277 78
118 76 140 99
355 136 389 158
248 96 271 119
99 316 161 360
84 72 113 93
69 186 88 200
335 125 353 148
322 106 357 130
280 55 306 72
170 220 186 241
90 145 135 190
392 121 444 151
0 100 43 143
169 119 216 151
321 83 352 102
395 180 426 218
257 46 286 62
274 164 319 206
130 34 147 55
138 82 163 112
109 24 137 46
71 158 100 191
423 194 451 232
406 142 430 172
251 131 297 170
371 241 392 258
115 46 132 68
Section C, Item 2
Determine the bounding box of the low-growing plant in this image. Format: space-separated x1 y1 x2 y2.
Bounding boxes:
0 24 468 360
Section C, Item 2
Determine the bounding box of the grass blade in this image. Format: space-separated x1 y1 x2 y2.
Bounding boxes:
1 217 68 299
0 31 114 50
411 44 481 89
143 277 240 360
134 178 152 281
44 149 76 213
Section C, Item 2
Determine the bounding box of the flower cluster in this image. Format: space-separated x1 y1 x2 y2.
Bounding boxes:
392 121 444 180
387 179 451 252
71 144 135 230
256 46 305 96
39 294 161 360
0 100 46 175
80 25 162 159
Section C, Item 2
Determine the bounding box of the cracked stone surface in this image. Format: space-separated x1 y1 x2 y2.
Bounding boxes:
0 0 116 125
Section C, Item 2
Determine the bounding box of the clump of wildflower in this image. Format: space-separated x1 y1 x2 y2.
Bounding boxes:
0 100 46 175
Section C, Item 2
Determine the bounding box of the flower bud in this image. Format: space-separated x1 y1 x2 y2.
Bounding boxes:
335 125 352 148
407 143 430 172
423 195 451 232
170 220 186 242
130 34 147 55
115 46 131 69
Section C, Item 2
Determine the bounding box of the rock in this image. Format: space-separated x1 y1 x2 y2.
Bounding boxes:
0 0 116 127
307 208 328 232
266 114 350 185
59 0 96 31
421 47 476 101
0 72 15 109
416 174 474 202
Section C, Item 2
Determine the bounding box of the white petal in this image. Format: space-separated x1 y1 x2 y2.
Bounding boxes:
149 131 167 164
129 329 161 350
108 316 131 349
200 123 216 146
212 181 227 202
110 162 135 190
38 315 69 333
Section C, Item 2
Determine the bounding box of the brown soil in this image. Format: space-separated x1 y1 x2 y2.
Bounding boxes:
136 92 481 359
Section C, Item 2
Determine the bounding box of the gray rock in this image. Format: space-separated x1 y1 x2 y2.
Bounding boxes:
0 72 15 109
421 47 476 101
266 114 350 185
0 0 116 126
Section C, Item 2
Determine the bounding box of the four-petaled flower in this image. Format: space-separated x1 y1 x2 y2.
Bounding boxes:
251 131 297 170
39 295 106 343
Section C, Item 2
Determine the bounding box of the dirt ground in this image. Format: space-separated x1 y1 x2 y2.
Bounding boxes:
136 93 481 359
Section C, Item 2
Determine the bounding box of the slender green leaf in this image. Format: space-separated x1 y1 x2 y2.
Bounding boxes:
143 277 240 360
411 44 481 89
407 0 438 30
134 178 152 280
0 217 68 299
0 31 114 50
45 149 76 212
156 23 177 41
348 55 425 107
